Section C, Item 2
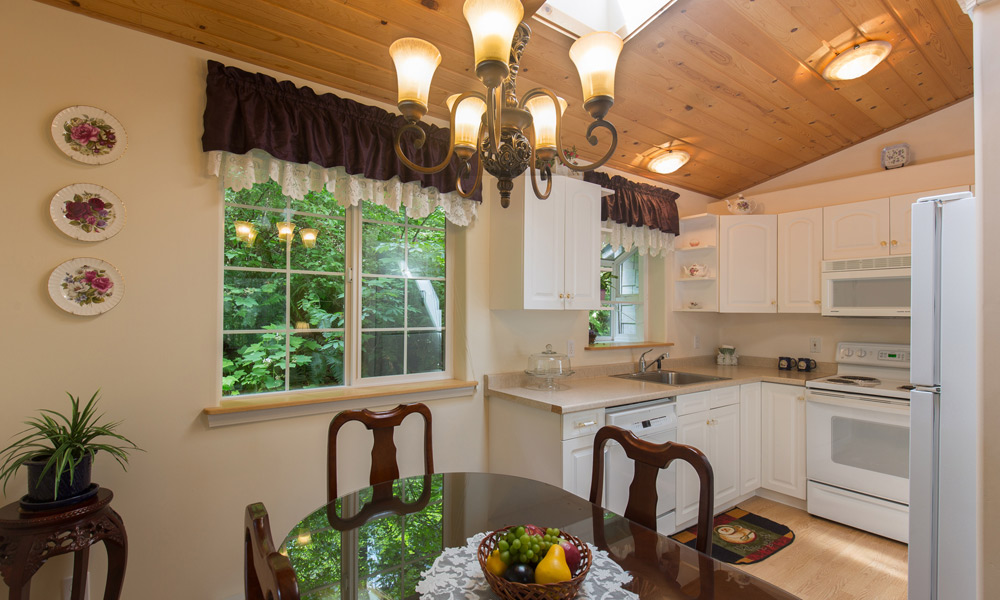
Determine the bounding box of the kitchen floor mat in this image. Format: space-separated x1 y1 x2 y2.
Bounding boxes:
669 507 794 564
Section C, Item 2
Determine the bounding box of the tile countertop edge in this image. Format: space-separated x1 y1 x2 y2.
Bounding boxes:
485 359 832 415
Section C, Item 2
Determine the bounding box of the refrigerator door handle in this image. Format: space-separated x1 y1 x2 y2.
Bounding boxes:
910 201 940 386
908 389 939 600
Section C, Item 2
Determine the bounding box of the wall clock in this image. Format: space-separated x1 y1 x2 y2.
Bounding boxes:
881 143 910 170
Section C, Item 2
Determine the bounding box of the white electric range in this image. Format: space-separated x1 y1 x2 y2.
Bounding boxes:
804 342 911 542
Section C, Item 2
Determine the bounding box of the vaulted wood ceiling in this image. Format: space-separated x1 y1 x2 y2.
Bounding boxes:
38 0 973 198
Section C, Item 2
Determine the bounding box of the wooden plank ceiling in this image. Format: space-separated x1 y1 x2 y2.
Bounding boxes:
37 0 973 198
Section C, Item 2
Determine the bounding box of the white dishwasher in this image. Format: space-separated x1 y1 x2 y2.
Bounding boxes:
604 398 678 534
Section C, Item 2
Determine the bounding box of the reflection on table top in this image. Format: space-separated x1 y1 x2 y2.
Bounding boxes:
282 472 799 600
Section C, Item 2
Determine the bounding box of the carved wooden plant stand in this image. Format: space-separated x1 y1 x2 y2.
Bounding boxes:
0 488 126 600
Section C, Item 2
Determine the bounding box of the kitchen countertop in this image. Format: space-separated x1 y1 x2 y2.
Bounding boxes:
484 356 834 414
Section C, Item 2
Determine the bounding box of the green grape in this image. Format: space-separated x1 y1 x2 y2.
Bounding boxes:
525 549 534 560
520 535 530 547
543 535 552 544
515 526 525 538
511 539 521 551
500 550 511 564
550 528 560 537
498 540 509 552
519 552 528 563
531 543 540 553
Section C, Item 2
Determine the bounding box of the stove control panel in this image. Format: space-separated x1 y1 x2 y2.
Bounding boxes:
836 342 909 367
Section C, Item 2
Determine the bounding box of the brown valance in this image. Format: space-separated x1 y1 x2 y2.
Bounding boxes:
201 60 479 201
584 171 680 235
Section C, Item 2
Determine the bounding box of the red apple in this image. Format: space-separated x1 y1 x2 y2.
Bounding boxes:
560 540 581 573
525 524 545 537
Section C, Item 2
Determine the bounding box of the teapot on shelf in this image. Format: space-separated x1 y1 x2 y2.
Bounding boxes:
726 194 757 215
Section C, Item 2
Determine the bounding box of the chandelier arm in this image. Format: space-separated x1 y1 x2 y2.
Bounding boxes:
558 118 618 173
456 128 485 199
393 91 480 174
527 129 553 200
484 85 502 156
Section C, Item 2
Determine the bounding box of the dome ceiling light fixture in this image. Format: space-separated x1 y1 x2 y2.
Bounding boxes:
388 0 623 208
822 40 893 81
648 149 690 174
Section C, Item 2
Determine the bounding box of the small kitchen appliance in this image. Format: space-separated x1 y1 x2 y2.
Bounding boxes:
805 342 911 542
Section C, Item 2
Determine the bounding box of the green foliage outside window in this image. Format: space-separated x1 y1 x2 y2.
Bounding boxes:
222 181 447 396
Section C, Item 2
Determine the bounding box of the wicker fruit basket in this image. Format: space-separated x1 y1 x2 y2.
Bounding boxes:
476 526 593 600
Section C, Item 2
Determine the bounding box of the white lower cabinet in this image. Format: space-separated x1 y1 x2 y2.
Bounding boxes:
561 435 597 499
760 382 807 499
739 383 762 495
675 386 743 526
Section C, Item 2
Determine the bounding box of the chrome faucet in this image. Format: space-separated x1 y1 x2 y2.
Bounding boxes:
638 349 653 373
639 350 671 373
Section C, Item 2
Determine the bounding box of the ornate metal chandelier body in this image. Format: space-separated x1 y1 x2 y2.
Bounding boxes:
389 0 623 208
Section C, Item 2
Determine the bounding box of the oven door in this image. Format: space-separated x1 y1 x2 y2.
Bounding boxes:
806 390 910 504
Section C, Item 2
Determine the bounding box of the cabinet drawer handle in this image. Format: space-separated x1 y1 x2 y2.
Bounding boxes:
576 420 597 428
880 241 888 247
814 300 822 305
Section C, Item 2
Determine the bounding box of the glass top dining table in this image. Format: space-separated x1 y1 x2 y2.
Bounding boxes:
281 471 799 600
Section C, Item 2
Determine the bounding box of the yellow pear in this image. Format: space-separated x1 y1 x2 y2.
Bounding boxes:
534 543 572 584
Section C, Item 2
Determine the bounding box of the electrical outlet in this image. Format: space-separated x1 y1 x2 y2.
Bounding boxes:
809 337 822 353
693 334 700 349
567 339 575 357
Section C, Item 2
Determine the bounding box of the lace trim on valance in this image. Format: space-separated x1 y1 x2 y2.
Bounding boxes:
207 149 478 227
603 220 676 257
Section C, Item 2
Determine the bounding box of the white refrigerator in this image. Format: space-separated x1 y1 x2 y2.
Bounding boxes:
909 191 980 600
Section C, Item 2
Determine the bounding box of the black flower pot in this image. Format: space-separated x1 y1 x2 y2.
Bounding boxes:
25 453 92 503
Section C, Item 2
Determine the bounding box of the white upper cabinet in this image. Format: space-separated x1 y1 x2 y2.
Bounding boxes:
778 208 823 313
888 186 970 255
490 175 601 310
719 215 777 313
562 177 602 310
823 197 890 260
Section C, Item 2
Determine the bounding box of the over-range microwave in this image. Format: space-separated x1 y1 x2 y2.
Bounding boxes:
821 255 911 317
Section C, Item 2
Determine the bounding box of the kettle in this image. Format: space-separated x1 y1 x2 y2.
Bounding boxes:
726 194 757 215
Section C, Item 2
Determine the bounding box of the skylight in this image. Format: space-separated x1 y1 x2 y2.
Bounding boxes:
533 0 678 42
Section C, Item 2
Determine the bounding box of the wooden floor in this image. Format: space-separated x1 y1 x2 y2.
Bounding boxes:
733 497 908 600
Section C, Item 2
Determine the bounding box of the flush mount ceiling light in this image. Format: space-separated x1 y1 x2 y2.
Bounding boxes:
823 40 892 81
648 149 690 174
389 0 623 207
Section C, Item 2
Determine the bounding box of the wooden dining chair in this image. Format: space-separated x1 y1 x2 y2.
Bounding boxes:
327 403 434 502
589 425 715 556
245 503 300 600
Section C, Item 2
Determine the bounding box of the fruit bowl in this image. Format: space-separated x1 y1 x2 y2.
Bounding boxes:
477 526 592 600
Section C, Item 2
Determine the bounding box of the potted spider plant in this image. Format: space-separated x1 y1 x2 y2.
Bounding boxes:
0 391 141 505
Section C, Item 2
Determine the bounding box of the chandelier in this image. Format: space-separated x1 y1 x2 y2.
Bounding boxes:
388 0 623 208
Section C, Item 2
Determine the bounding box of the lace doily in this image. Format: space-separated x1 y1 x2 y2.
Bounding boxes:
603 220 676 257
415 532 638 600
206 149 478 227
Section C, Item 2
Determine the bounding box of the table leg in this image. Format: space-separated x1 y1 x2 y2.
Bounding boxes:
6 577 30 600
101 511 128 600
71 547 90 600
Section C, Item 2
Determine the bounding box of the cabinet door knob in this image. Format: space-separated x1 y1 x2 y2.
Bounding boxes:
880 241 888 247
771 300 776 305
559 293 564 298
891 240 898 246
706 419 711 426
567 293 573 299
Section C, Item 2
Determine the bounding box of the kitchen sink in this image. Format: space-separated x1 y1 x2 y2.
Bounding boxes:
612 370 730 386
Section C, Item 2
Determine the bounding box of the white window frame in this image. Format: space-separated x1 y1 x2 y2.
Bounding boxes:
594 245 647 343
219 187 453 400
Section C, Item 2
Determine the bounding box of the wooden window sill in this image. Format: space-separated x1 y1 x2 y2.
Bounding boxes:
203 379 478 427
585 341 675 351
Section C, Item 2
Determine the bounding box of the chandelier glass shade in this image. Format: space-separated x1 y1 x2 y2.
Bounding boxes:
389 0 623 207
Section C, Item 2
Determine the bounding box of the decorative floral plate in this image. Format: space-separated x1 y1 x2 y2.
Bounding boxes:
48 257 124 315
49 183 126 241
50 106 127 164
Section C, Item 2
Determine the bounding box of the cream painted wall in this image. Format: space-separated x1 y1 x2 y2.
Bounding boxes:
0 3 488 599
